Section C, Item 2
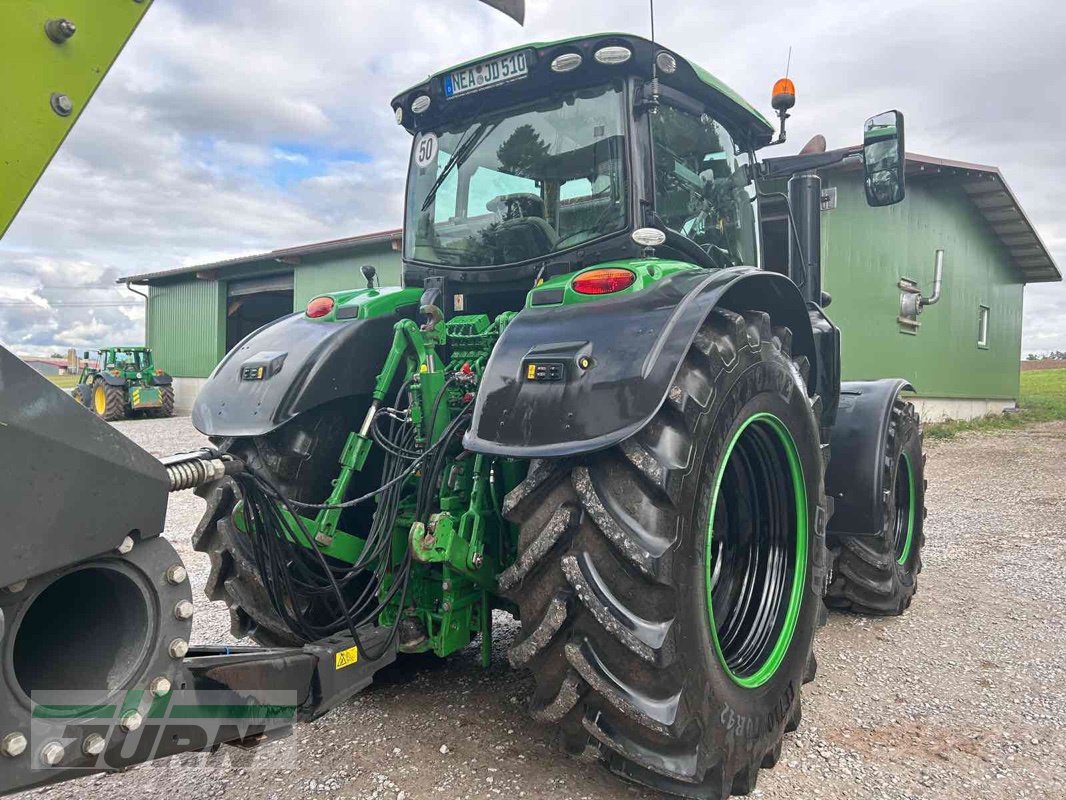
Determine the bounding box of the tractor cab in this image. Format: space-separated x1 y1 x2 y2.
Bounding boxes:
393 35 777 311
393 33 905 315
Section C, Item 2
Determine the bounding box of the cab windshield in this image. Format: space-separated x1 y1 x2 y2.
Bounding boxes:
404 84 627 268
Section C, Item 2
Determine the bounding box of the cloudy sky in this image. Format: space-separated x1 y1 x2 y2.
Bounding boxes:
2 0 1063 354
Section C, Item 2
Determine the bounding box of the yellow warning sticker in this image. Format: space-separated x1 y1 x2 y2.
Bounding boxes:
526 363 537 380
335 645 359 670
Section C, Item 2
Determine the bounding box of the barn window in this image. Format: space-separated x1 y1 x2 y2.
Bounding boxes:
977 305 990 349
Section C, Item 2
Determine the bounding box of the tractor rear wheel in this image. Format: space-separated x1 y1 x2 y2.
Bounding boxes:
825 399 925 615
193 399 378 647
92 378 126 421
499 308 827 798
145 386 175 418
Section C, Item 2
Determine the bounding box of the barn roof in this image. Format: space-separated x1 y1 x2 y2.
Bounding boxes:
120 228 401 285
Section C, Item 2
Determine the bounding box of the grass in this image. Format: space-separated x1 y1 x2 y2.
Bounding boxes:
46 374 80 390
925 368 1066 440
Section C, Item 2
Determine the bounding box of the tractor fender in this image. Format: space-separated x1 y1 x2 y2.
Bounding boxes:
151 373 173 386
97 372 127 387
464 267 816 457
824 378 914 537
192 311 405 438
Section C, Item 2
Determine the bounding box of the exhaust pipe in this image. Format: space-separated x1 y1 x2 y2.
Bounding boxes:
919 248 944 308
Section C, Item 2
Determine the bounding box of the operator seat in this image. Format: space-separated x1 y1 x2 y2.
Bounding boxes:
493 216 558 261
487 193 558 261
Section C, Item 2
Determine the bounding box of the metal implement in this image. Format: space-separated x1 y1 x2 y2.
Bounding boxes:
0 0 154 238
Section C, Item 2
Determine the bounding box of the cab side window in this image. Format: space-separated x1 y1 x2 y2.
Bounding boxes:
651 105 757 267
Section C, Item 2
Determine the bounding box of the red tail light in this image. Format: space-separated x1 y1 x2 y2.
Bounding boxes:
306 296 335 318
572 268 636 295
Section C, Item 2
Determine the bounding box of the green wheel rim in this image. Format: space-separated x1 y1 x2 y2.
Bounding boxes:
893 453 916 565
705 412 808 689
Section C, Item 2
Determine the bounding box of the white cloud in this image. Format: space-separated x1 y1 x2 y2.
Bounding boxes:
0 0 1062 353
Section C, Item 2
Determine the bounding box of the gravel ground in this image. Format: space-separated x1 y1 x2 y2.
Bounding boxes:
20 415 1065 800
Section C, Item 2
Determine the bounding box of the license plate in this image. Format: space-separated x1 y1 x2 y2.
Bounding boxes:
444 51 528 98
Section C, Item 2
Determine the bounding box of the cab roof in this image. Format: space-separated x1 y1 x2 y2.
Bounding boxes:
393 33 775 147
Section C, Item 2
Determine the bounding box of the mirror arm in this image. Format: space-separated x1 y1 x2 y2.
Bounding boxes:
758 147 862 181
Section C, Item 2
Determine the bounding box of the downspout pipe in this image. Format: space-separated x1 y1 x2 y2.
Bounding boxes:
126 280 150 342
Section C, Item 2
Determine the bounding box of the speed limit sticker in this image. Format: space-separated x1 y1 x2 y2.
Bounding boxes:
415 133 438 167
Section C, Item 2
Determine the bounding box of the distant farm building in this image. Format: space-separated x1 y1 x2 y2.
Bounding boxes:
21 357 69 376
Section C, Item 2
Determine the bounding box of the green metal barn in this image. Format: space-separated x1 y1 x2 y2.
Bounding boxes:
121 151 1060 417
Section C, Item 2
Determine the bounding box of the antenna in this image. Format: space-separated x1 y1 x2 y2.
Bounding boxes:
785 45 792 79
647 0 660 114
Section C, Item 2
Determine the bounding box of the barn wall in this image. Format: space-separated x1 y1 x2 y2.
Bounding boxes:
147 279 226 378
820 172 1023 401
292 245 403 308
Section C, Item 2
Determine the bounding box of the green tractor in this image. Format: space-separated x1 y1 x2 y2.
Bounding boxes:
182 34 925 798
72 346 175 421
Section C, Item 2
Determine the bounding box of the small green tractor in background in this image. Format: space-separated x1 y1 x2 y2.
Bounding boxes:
71 346 175 420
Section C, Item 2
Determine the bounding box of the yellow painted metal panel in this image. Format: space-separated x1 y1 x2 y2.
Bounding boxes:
0 0 153 237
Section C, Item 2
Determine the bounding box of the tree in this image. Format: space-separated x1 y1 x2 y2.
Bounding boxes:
496 124 550 178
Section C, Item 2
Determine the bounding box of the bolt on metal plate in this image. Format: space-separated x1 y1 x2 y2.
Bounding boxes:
49 93 74 117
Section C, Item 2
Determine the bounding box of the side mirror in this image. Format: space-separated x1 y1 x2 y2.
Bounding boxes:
863 110 906 207
82 351 89 360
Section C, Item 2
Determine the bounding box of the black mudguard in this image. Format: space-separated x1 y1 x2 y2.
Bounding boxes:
0 347 168 586
98 371 127 387
192 312 400 438
464 267 816 457
825 379 914 537
151 372 173 386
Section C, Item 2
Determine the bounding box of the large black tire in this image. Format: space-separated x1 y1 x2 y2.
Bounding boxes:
193 399 378 647
71 384 92 408
145 385 176 418
92 378 126 421
825 399 926 615
499 308 828 798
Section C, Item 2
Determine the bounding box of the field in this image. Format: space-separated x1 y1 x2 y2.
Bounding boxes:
46 374 79 389
926 368 1066 439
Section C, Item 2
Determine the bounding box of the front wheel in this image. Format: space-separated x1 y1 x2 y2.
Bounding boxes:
71 384 92 407
92 378 126 421
500 308 827 798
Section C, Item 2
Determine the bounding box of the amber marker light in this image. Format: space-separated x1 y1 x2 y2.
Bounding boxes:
772 77 796 111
